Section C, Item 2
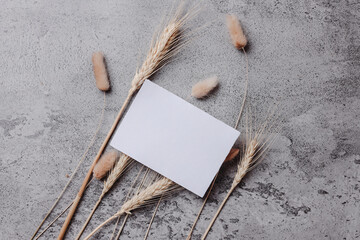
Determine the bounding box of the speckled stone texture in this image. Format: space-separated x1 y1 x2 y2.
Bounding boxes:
0 0 359 239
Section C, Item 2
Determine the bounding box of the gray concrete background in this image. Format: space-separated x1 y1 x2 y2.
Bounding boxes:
0 0 359 239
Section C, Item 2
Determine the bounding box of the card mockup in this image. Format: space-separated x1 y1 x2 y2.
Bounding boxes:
110 80 240 197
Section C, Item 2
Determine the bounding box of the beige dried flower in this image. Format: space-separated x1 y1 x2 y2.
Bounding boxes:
191 76 219 98
226 14 247 49
84 177 175 240
224 148 240 162
93 150 118 180
92 52 110 91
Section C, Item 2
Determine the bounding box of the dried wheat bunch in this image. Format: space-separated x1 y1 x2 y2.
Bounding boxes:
57 4 197 238
84 177 175 240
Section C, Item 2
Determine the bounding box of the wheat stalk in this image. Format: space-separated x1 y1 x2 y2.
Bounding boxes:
201 113 277 239
34 178 95 240
83 177 174 240
75 154 132 239
57 5 193 239
31 93 106 240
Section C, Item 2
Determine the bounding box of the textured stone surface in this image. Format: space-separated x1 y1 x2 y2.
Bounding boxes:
1 0 359 239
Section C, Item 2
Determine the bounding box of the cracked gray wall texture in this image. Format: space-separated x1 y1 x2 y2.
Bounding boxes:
0 0 359 239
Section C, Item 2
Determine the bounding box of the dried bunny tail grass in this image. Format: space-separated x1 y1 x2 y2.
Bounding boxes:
130 3 199 92
84 177 175 240
201 110 278 240
92 52 110 91
75 154 133 240
191 76 219 98
226 14 247 50
93 150 118 180
224 148 240 162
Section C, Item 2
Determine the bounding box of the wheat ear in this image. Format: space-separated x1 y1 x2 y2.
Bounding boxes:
201 112 277 240
201 141 257 239
84 177 174 240
31 93 106 240
75 154 132 239
57 7 190 239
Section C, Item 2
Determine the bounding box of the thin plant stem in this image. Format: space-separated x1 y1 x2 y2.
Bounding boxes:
84 215 121 240
114 168 150 239
31 93 106 240
115 214 129 240
186 173 218 240
234 48 248 129
144 195 163 240
75 192 105 240
35 202 72 240
58 91 134 240
111 165 145 240
35 178 95 239
201 185 237 240
186 48 248 240
110 215 121 240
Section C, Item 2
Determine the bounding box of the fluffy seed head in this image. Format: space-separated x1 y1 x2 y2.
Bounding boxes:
226 15 247 49
224 148 240 162
92 52 110 91
93 151 118 180
191 76 219 98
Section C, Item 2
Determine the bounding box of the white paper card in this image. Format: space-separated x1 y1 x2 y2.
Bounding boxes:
110 80 240 197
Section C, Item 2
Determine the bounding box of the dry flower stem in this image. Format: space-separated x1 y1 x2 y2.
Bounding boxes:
76 154 131 240
57 93 131 240
35 178 95 240
200 110 279 240
201 138 258 240
57 8 188 238
187 49 248 239
114 215 128 240
143 195 163 240
110 166 145 240
84 178 174 240
31 93 106 240
186 16 249 238
114 168 151 239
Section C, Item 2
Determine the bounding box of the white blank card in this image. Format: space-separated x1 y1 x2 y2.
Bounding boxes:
110 80 239 197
